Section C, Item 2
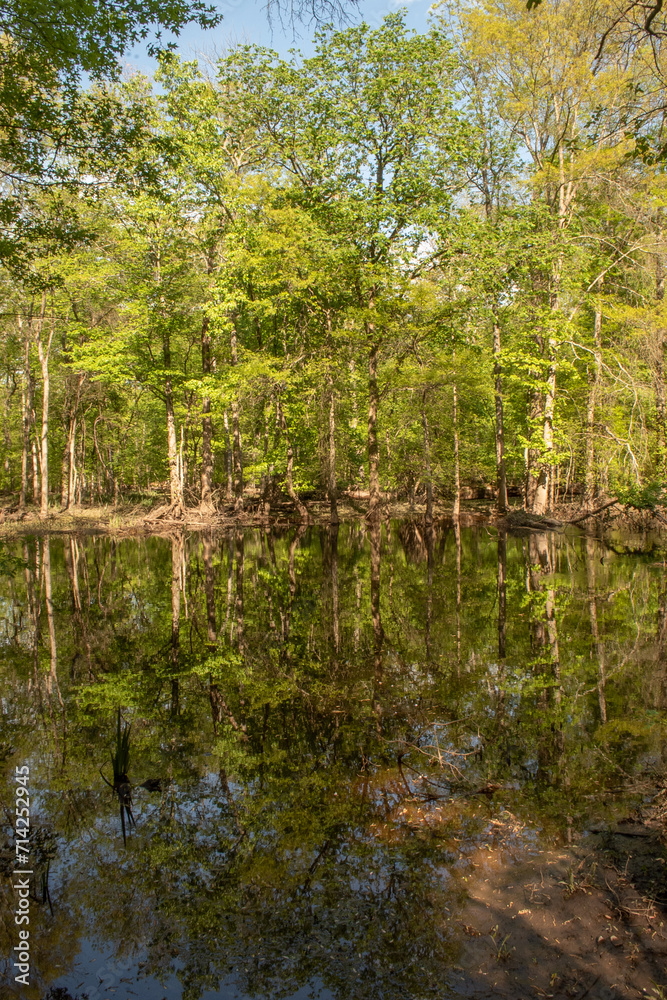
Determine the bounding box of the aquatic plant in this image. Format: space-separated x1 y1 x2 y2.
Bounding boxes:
100 708 135 845
110 707 131 787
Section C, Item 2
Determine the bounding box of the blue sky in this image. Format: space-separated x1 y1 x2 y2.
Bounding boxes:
127 0 436 73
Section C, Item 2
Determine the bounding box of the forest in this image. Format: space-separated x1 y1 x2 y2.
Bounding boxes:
3 0 667 525
2 5 667 996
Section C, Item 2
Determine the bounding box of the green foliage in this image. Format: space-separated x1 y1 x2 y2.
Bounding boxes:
2 3 667 514
615 481 666 511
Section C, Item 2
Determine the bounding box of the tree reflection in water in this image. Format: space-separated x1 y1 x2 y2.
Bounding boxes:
0 523 665 1000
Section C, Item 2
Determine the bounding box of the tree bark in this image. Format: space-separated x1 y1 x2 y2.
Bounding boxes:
655 253 666 476
34 294 52 519
200 312 214 511
327 371 339 524
585 303 603 501
163 330 184 513
61 377 82 510
18 320 30 510
61 428 70 508
223 409 233 501
524 390 542 512
31 437 39 504
230 321 243 508
532 345 556 516
422 389 433 524
279 400 308 520
493 317 508 513
367 337 381 521
452 378 461 522
324 310 339 524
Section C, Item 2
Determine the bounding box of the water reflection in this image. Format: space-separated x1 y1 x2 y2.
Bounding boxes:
0 523 665 1000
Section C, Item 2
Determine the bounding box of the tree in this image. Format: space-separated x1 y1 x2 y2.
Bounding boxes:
0 0 223 277
217 14 468 519
442 0 647 513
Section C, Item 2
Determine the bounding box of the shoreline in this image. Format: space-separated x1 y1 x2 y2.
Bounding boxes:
0 497 665 543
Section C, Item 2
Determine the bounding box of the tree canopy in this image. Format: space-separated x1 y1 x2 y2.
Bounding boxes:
0 0 665 523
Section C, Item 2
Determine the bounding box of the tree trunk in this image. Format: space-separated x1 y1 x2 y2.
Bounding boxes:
422 389 433 524
327 372 339 524
79 415 85 504
35 295 52 519
163 330 184 513
279 400 308 520
452 377 461 522
524 390 542 512
62 411 78 510
31 438 39 504
324 312 339 524
655 330 667 476
19 324 30 510
223 410 233 501
2 380 11 490
493 317 508 513
367 338 381 521
201 312 214 511
19 313 39 508
69 418 78 508
61 433 70 507
532 346 556 516
655 254 666 476
585 303 603 501
230 322 243 508
60 373 84 508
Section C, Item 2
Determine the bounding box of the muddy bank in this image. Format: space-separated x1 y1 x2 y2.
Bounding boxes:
0 497 486 538
453 831 667 999
1 494 666 543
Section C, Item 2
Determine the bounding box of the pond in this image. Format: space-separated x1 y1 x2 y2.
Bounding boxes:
0 522 665 1000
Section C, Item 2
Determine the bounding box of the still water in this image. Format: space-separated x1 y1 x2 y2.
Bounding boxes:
0 522 665 1000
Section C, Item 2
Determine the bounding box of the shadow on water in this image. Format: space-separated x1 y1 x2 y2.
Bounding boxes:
0 522 665 999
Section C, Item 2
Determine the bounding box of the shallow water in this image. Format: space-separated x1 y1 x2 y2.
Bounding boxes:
0 522 665 1000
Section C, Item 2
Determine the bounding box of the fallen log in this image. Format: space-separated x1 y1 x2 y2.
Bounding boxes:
567 498 619 525
502 510 563 530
